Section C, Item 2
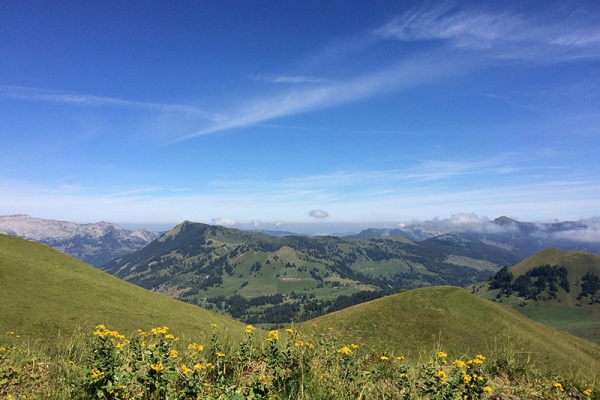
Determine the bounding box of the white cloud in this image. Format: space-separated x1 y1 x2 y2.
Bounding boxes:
175 53 468 140
211 218 237 227
374 6 600 60
553 229 600 243
309 210 329 219
0 86 214 119
275 220 285 227
256 74 328 84
251 219 261 228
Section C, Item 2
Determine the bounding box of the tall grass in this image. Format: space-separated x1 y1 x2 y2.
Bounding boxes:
1 325 597 399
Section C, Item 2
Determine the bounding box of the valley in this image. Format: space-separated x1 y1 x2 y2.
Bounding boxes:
101 221 519 325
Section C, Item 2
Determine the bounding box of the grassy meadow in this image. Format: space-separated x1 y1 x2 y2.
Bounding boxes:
2 235 600 398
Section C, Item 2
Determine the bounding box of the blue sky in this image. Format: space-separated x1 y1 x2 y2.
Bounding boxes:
1 0 600 233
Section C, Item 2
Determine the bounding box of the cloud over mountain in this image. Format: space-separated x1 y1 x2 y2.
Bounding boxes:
211 218 237 227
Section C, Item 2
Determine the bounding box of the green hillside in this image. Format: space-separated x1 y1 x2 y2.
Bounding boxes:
101 221 519 324
0 234 245 343
470 248 600 343
297 286 600 376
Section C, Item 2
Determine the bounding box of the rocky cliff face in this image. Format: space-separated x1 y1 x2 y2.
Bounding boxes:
0 214 160 266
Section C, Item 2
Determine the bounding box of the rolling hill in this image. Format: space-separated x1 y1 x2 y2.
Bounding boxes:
470 248 600 343
101 220 520 325
297 286 600 376
0 234 244 343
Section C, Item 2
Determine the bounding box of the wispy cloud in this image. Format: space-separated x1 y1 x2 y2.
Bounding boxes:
176 53 469 140
1 170 599 227
0 86 215 119
374 5 600 60
255 74 329 84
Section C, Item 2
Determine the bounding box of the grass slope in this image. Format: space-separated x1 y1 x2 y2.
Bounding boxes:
0 234 245 343
298 286 600 376
471 248 600 343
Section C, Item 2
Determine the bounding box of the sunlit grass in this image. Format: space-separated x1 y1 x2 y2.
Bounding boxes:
1 325 598 399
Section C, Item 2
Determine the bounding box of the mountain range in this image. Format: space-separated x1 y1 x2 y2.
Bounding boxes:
0 214 159 266
347 216 600 257
100 220 520 325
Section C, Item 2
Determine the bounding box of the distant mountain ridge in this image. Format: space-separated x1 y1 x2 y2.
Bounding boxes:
346 216 600 257
0 214 160 266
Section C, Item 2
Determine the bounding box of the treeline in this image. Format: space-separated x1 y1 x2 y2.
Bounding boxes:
578 272 600 303
195 290 389 325
489 265 570 300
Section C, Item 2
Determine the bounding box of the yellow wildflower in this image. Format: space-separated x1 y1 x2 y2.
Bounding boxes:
436 351 447 358
285 328 295 334
311 322 318 327
151 326 169 335
216 352 226 357
245 325 255 333
188 343 204 351
181 364 192 374
169 349 179 359
380 355 389 360
294 340 304 347
90 369 105 379
583 389 592 397
476 354 486 361
484 386 493 394
194 363 206 371
437 370 446 379
337 346 353 355
210 323 217 328
553 382 564 392
350 344 360 349
165 334 175 340
268 330 279 341
453 359 466 368
258 373 267 381
463 374 472 384
95 325 106 330
150 363 164 372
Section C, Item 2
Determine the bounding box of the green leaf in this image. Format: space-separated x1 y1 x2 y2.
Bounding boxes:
0 378 8 385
